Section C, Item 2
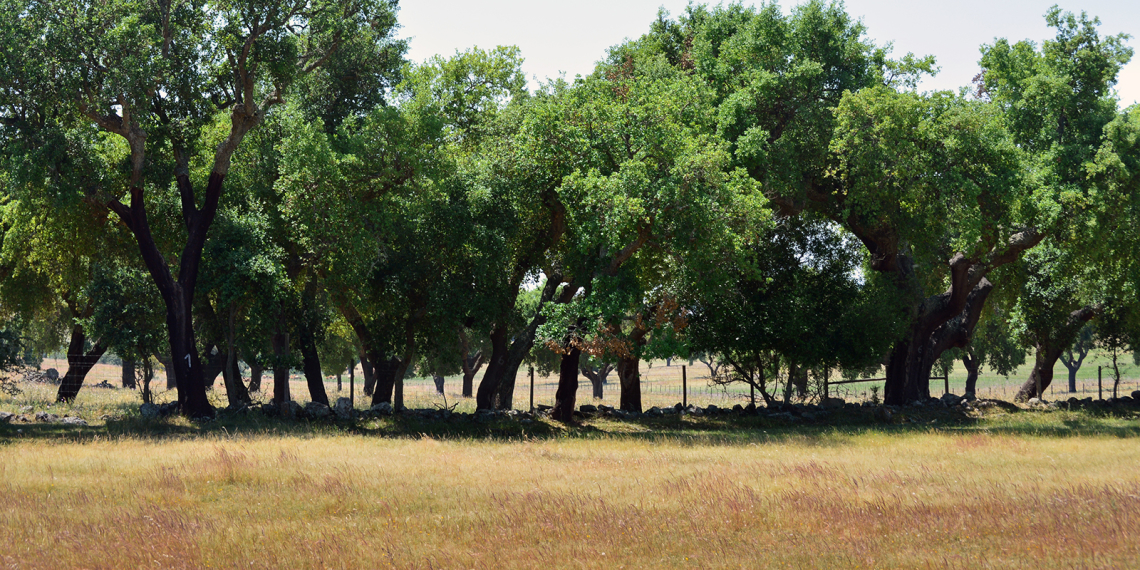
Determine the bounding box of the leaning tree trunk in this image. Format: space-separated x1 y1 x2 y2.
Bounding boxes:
121 359 136 389
299 333 329 406
475 325 512 410
551 346 582 423
219 350 250 407
1016 306 1096 401
56 324 109 403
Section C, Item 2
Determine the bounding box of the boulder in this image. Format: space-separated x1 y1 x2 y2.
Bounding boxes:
940 393 963 406
1132 390 1140 401
579 404 598 414
333 398 353 419
821 397 845 409
140 403 160 418
33 411 59 423
370 402 394 416
0 411 14 423
732 404 744 413
304 401 332 419
61 416 87 426
44 368 59 382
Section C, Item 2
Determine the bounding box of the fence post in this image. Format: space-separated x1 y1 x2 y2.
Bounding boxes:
944 375 949 396
682 365 687 408
1098 366 1102 400
529 366 535 413
750 383 755 406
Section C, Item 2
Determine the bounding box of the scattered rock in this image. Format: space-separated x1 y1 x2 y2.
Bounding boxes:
940 393 963 406
579 404 598 414
821 397 845 409
646 407 664 418
61 416 87 426
732 404 744 414
1132 390 1140 401
45 368 59 382
333 398 353 419
370 402 394 416
304 401 332 419
873 407 893 422
92 380 114 389
33 411 59 423
282 401 303 419
0 411 14 423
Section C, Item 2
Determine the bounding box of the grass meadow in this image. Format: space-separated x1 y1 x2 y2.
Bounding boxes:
2 358 1138 569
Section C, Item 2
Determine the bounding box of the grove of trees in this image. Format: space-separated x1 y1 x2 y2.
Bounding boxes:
1 1 1137 417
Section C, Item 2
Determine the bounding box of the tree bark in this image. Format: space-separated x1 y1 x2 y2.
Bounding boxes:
961 350 980 397
121 359 136 389
360 349 376 397
1016 306 1096 401
248 361 263 393
475 325 511 410
202 345 226 389
433 374 445 394
299 332 329 406
56 324 108 403
371 357 401 406
272 326 291 406
458 328 483 399
552 346 582 423
616 357 642 412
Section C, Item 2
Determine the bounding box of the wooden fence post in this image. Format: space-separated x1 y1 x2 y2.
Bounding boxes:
529 366 535 413
682 365 687 408
1098 366 1103 400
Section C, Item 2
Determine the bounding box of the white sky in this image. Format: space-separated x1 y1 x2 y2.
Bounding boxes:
397 0 1140 107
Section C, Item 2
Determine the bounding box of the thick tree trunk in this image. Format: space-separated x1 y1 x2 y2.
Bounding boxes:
477 275 568 410
961 350 980 397
616 357 642 412
56 324 108 403
884 275 994 405
156 355 176 390
370 357 401 406
433 374 445 394
1017 343 1063 401
552 346 582 423
121 359 136 389
580 361 612 399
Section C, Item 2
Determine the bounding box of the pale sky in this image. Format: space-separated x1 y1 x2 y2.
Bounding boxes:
397 0 1139 107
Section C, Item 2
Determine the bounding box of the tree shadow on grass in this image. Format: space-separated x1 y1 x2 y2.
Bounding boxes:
1 404 1137 446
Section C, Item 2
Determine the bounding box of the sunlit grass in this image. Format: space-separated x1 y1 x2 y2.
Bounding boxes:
0 425 1137 569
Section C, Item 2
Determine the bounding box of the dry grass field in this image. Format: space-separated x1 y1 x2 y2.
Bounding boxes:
1 407 1139 569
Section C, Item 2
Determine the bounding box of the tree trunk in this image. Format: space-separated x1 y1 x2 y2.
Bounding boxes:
360 349 376 397
1017 343 1063 401
121 359 136 389
202 345 226 389
248 361 263 393
580 361 612 399
961 350 980 397
56 324 109 403
552 346 582 423
616 357 642 413
371 357 401 406
478 275 568 410
458 328 483 398
884 275 994 406
156 354 176 390
272 327 291 406
221 303 250 406
1059 350 1087 393
433 374 445 394
300 333 329 406
1016 306 1096 401
337 373 342 392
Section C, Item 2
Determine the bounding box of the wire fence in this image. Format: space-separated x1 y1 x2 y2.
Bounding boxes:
16 354 1140 412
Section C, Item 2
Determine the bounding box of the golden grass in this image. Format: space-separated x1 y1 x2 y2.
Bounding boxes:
1 429 1138 569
